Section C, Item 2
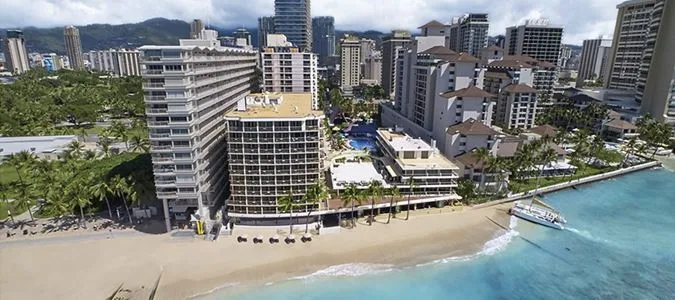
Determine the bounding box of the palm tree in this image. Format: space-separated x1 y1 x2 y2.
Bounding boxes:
534 147 558 194
5 150 35 186
129 134 150 153
367 180 383 225
486 156 507 194
67 140 85 158
342 183 360 227
91 180 114 218
69 177 92 228
110 175 133 224
0 183 15 224
473 147 491 191
14 182 35 222
405 177 417 221
386 186 400 224
97 135 113 157
110 121 129 150
303 181 328 234
278 192 296 234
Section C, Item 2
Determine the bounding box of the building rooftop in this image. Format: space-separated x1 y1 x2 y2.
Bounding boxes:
225 92 323 119
420 46 457 56
528 124 558 137
484 45 504 52
418 20 446 28
446 118 500 136
504 83 538 93
485 71 511 79
0 135 77 157
396 154 458 170
440 85 495 99
420 46 480 63
378 130 432 152
454 152 487 169
605 118 637 130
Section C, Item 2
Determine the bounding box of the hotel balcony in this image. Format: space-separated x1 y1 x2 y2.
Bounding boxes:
146 108 168 115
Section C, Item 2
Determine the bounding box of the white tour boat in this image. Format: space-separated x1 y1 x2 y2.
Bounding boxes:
509 198 567 230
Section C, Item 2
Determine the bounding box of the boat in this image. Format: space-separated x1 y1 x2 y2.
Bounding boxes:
509 198 567 230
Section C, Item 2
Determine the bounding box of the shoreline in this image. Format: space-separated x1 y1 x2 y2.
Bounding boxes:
0 162 663 300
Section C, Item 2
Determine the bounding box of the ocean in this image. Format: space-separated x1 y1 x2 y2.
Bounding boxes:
206 168 675 300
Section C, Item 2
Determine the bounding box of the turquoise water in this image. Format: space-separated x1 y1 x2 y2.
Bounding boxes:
210 169 675 300
349 137 378 152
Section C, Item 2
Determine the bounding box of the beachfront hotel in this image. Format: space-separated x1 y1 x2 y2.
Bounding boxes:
224 92 325 225
140 29 257 231
330 128 460 201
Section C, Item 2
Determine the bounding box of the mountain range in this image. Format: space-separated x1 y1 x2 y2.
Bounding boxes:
1 18 579 55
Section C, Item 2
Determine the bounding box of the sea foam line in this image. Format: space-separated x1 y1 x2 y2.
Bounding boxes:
187 282 241 299
418 215 520 266
292 263 395 281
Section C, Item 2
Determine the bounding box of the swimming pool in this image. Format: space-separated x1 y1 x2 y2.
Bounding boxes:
348 137 378 152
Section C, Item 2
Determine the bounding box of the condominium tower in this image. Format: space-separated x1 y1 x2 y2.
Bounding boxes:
311 16 335 65
3 30 29 74
140 30 257 231
225 92 325 224
88 49 142 77
274 0 312 51
257 16 275 48
505 19 564 65
447 13 490 56
576 38 612 87
64 25 84 69
635 0 675 124
340 36 361 89
261 34 319 109
190 19 204 39
381 30 412 97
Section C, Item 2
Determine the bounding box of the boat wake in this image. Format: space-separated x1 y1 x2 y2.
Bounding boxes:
292 263 395 281
565 227 612 245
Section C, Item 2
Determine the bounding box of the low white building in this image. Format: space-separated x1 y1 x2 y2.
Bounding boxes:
0 135 77 161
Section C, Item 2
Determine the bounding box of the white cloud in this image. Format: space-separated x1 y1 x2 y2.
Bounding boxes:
1 0 622 44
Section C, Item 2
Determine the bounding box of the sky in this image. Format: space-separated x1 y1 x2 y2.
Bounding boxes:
1 0 623 45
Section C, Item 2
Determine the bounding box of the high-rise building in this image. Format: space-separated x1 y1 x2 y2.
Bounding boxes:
505 19 563 65
558 46 572 69
447 13 489 56
484 55 556 129
359 39 375 65
233 28 252 48
635 0 675 124
64 26 84 69
340 36 361 89
311 16 335 65
606 0 658 91
257 16 275 48
190 19 204 39
381 30 412 97
224 92 325 224
261 34 319 109
576 38 613 87
2 30 29 74
140 30 257 231
363 52 382 86
274 0 312 51
88 49 142 77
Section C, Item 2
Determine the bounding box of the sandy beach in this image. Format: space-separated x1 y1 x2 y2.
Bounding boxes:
0 204 510 300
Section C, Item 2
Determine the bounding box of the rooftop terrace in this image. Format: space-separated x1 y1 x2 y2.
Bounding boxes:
225 92 323 119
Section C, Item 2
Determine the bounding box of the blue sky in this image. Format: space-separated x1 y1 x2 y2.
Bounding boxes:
1 0 623 45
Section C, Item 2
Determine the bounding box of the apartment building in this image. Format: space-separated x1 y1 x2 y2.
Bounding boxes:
340 36 361 89
445 118 500 158
89 49 142 77
257 16 275 48
447 14 490 56
606 0 658 90
381 30 412 97
274 0 312 51
140 30 257 231
505 19 564 65
576 38 613 87
375 129 459 197
3 30 29 74
362 52 382 86
64 25 84 69
311 16 335 65
225 92 325 224
261 34 318 109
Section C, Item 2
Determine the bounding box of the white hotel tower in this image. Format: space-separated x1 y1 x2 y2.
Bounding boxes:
140 30 257 231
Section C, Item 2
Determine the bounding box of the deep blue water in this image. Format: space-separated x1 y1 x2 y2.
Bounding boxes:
348 137 378 152
209 168 675 300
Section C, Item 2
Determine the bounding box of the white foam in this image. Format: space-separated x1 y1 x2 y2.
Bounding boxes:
292 263 394 281
418 216 520 266
566 227 612 244
187 282 240 299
